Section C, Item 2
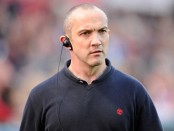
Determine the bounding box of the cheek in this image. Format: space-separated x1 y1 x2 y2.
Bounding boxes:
103 40 109 54
73 40 89 50
72 42 88 55
103 37 109 46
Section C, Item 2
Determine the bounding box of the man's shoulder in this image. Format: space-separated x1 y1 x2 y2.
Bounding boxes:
112 67 145 90
29 73 58 97
112 68 149 102
112 68 138 82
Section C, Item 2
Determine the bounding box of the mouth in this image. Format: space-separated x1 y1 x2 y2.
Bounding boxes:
90 50 103 54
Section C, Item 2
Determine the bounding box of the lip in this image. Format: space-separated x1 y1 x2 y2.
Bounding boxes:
90 49 103 54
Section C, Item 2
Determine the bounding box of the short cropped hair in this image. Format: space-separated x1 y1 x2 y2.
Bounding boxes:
63 4 108 36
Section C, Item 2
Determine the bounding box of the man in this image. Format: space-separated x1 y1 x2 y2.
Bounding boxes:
20 3 163 131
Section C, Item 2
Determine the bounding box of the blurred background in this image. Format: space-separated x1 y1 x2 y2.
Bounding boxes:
0 0 174 130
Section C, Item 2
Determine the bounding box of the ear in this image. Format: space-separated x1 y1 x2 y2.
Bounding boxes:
59 35 72 50
60 35 66 43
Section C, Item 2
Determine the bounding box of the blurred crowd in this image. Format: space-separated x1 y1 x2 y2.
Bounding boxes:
0 0 174 131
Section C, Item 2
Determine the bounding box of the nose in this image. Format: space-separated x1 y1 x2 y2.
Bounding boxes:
91 33 102 47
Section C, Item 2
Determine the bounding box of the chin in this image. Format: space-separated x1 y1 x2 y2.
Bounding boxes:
89 59 104 67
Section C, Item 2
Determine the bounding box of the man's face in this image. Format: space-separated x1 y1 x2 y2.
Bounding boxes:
69 8 110 67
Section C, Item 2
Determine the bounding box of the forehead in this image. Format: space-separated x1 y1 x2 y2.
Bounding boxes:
70 8 108 31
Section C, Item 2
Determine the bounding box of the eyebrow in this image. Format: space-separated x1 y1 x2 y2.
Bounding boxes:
78 26 108 34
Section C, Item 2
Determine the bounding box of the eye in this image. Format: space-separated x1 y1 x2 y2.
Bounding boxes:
82 31 89 35
99 29 107 33
80 31 91 36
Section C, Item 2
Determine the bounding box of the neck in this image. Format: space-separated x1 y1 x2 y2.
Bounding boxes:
68 61 106 85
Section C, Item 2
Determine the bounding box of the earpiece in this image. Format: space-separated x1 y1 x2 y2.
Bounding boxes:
62 36 72 48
